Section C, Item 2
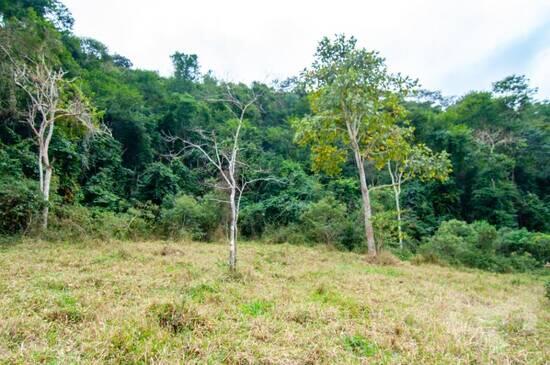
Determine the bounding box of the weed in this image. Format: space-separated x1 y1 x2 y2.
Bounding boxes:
147 302 209 334
187 283 219 303
45 293 84 324
311 285 369 318
241 300 274 317
343 334 378 357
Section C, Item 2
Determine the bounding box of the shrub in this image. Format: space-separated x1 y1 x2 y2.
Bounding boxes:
0 177 45 234
263 224 307 244
159 194 221 240
472 221 497 252
419 219 547 272
300 196 347 245
496 228 550 266
45 204 154 241
372 210 399 251
545 281 550 301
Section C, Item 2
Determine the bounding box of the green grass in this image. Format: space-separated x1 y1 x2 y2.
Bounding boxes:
0 239 548 364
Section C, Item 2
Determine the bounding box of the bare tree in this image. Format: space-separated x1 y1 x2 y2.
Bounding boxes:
165 85 274 271
474 128 517 154
8 53 98 229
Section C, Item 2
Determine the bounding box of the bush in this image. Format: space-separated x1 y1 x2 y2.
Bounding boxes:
44 204 154 241
263 224 307 244
300 196 347 245
0 177 45 234
372 210 399 252
419 219 545 272
471 221 497 252
496 228 550 266
159 194 221 240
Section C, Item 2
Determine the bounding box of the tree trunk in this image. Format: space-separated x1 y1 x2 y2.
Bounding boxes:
394 188 403 249
41 156 52 230
352 148 377 256
228 185 237 271
36 138 52 230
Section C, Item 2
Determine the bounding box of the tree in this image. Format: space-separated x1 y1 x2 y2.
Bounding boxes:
294 35 416 256
165 85 273 271
171 52 199 82
0 0 74 30
8 51 98 229
383 131 451 248
492 74 537 112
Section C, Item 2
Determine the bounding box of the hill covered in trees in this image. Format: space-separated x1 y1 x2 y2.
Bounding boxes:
0 0 549 273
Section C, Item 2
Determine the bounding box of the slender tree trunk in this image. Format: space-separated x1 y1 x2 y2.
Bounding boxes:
394 187 403 249
228 185 237 271
37 141 51 230
39 122 54 230
41 161 52 230
352 148 377 256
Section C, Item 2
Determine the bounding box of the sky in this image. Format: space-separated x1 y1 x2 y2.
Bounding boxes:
63 0 550 99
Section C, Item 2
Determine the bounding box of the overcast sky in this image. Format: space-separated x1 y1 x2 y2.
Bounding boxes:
63 0 550 99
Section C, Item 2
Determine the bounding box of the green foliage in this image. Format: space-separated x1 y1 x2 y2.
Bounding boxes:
496 228 550 266
159 194 220 240
342 335 378 357
0 1 548 275
420 220 547 272
294 34 416 175
137 162 180 205
0 176 45 234
240 300 273 317
262 223 307 245
372 210 399 250
44 204 153 241
300 196 347 245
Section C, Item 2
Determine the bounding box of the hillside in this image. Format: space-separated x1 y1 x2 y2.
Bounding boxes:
1 240 548 364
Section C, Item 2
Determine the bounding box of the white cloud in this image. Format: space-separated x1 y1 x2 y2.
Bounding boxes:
528 47 550 98
63 0 550 98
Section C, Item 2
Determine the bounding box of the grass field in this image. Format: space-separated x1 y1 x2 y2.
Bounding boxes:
0 239 548 364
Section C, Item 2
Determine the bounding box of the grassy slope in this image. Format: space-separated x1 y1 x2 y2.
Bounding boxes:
0 240 548 364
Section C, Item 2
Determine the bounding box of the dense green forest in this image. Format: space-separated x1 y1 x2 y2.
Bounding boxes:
1 0 549 272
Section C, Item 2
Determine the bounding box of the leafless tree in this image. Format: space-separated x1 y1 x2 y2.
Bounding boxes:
6 50 98 229
474 128 516 154
164 85 276 271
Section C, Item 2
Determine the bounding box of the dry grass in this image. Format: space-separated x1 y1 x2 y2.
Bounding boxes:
0 239 548 364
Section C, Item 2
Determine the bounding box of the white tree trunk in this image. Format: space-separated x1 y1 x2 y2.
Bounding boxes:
39 122 54 230
352 148 377 256
394 188 403 249
41 162 52 230
388 162 403 250
229 185 237 271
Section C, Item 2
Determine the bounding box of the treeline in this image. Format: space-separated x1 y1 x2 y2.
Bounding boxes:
0 1 548 272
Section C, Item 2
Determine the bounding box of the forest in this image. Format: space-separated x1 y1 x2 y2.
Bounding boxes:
1 0 548 272
0 1 549 363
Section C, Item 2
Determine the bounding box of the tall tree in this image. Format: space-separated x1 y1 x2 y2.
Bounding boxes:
165 85 273 271
294 35 416 256
171 52 199 81
8 51 98 229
